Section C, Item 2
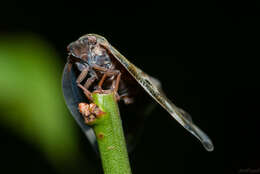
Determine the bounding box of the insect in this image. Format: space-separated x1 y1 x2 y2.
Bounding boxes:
63 34 214 152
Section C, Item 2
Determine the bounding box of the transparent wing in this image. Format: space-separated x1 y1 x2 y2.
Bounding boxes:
108 44 214 152
62 63 97 152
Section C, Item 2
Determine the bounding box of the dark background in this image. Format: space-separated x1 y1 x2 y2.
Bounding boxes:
0 1 259 174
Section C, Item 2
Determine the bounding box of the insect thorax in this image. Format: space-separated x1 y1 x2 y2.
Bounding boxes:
90 45 112 69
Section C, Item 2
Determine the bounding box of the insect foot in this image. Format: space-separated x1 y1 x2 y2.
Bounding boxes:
78 103 105 125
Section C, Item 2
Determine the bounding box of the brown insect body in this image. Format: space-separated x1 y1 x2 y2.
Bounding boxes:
65 35 156 152
65 34 214 152
67 35 140 104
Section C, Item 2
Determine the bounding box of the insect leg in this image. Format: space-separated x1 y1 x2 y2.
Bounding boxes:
92 64 119 83
76 67 89 83
92 64 108 72
92 64 120 77
75 66 93 100
91 65 121 99
84 75 97 89
98 73 107 89
98 70 120 90
114 72 121 93
109 71 121 101
110 72 121 101
91 65 111 91
80 73 98 101
77 84 93 101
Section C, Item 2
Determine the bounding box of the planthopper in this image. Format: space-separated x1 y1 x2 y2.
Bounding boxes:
62 34 214 152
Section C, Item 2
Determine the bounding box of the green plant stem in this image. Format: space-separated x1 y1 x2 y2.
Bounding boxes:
92 93 132 174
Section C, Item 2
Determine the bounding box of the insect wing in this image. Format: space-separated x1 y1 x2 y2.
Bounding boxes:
107 43 214 152
62 63 97 151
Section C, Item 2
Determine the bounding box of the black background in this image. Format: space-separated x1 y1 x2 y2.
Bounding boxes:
1 1 259 174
